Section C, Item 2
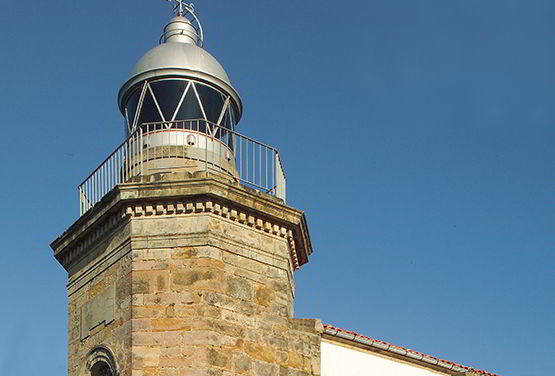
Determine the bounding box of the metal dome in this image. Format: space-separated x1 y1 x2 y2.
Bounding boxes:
118 17 242 120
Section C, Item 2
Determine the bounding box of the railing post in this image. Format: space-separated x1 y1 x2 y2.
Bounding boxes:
77 186 85 216
140 128 144 177
276 152 280 200
204 121 208 173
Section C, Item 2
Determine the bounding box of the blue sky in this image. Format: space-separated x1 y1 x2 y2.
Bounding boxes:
0 1 553 375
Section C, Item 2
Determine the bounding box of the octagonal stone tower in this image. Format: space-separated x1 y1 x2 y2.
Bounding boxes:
51 3 320 376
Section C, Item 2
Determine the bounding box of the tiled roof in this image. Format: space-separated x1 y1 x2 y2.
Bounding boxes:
322 324 500 376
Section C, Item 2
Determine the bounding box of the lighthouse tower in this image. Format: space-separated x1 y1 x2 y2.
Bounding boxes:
51 3 319 376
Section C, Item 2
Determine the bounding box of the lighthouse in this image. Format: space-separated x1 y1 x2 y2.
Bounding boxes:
51 3 318 376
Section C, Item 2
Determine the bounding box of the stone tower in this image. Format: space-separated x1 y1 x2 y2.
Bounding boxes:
51 3 320 376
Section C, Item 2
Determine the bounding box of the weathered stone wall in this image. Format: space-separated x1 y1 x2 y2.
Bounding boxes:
129 211 322 376
53 176 319 376
66 220 133 376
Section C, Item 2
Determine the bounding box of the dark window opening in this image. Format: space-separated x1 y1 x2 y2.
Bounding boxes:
195 83 225 124
91 361 113 376
150 80 188 121
125 88 141 131
174 86 204 122
136 89 163 127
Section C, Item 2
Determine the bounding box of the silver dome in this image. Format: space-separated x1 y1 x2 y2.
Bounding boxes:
118 23 242 119
131 42 230 83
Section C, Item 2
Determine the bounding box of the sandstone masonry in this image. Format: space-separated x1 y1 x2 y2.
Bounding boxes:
52 172 320 376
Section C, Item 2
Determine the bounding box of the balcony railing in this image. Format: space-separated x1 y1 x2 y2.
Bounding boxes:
78 120 287 216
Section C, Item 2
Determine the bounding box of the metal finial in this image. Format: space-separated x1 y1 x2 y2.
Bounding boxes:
161 0 204 47
166 0 194 17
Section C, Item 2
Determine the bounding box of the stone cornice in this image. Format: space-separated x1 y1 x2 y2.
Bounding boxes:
51 174 313 272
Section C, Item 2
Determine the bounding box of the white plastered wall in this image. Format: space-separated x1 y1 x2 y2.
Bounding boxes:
321 340 447 376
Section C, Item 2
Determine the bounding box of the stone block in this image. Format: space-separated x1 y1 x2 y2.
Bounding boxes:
171 269 224 291
132 319 152 332
181 330 236 346
245 342 277 363
132 346 160 368
254 285 275 307
132 331 182 346
233 353 252 374
171 258 226 270
151 318 191 332
132 305 167 319
132 261 170 271
286 351 303 370
206 347 231 369
158 368 181 376
202 292 256 316
211 320 245 338
225 276 253 301
255 360 279 376
133 249 171 261
132 271 170 294
142 291 196 305
171 246 223 260
158 355 193 368
160 346 186 358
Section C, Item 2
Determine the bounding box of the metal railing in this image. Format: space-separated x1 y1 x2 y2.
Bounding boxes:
78 120 286 215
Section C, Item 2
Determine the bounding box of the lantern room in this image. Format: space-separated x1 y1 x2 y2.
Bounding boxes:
117 3 243 177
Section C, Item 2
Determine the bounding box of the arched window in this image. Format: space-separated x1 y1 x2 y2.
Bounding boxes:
84 346 118 376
